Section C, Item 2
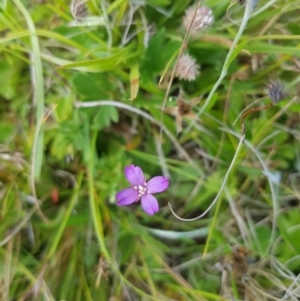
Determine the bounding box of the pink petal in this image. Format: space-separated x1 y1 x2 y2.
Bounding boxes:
141 194 159 215
124 164 145 186
146 176 169 194
116 188 139 206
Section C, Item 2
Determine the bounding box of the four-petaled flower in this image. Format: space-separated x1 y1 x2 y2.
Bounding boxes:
116 165 169 215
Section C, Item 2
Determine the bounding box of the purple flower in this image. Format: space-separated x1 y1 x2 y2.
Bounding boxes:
116 164 169 215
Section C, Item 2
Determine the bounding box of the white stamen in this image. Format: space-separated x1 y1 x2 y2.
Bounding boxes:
132 183 149 196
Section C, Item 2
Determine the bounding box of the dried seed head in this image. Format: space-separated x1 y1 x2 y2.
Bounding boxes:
266 80 286 104
183 6 214 36
70 0 88 20
164 96 200 134
175 54 200 82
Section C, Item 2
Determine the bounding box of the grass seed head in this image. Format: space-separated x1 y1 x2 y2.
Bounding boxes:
183 6 214 36
175 54 200 82
266 80 286 104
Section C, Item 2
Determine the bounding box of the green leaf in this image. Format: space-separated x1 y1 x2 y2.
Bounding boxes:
0 123 15 143
1 0 7 10
92 106 119 130
13 0 45 179
255 225 272 253
205 93 218 111
227 38 250 68
0 61 18 99
146 0 171 6
107 0 127 13
129 63 140 101
141 29 180 77
72 72 113 100
246 43 300 55
57 44 139 72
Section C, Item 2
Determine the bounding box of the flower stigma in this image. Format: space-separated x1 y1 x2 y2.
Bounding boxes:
135 184 150 197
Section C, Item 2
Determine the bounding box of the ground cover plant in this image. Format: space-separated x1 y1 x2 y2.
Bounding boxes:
0 0 300 300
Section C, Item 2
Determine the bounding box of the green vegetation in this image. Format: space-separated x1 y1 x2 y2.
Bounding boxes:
1 0 300 300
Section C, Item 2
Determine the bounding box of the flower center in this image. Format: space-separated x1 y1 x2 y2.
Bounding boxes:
134 184 150 197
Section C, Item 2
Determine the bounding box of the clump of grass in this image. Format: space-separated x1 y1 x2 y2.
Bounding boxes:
0 0 300 300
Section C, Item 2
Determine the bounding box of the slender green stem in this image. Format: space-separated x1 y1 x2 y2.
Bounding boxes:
192 0 257 121
203 187 224 256
13 0 45 180
88 130 109 259
46 173 83 260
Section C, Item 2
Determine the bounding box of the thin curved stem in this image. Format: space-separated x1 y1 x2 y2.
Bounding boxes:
168 134 245 222
222 127 279 254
